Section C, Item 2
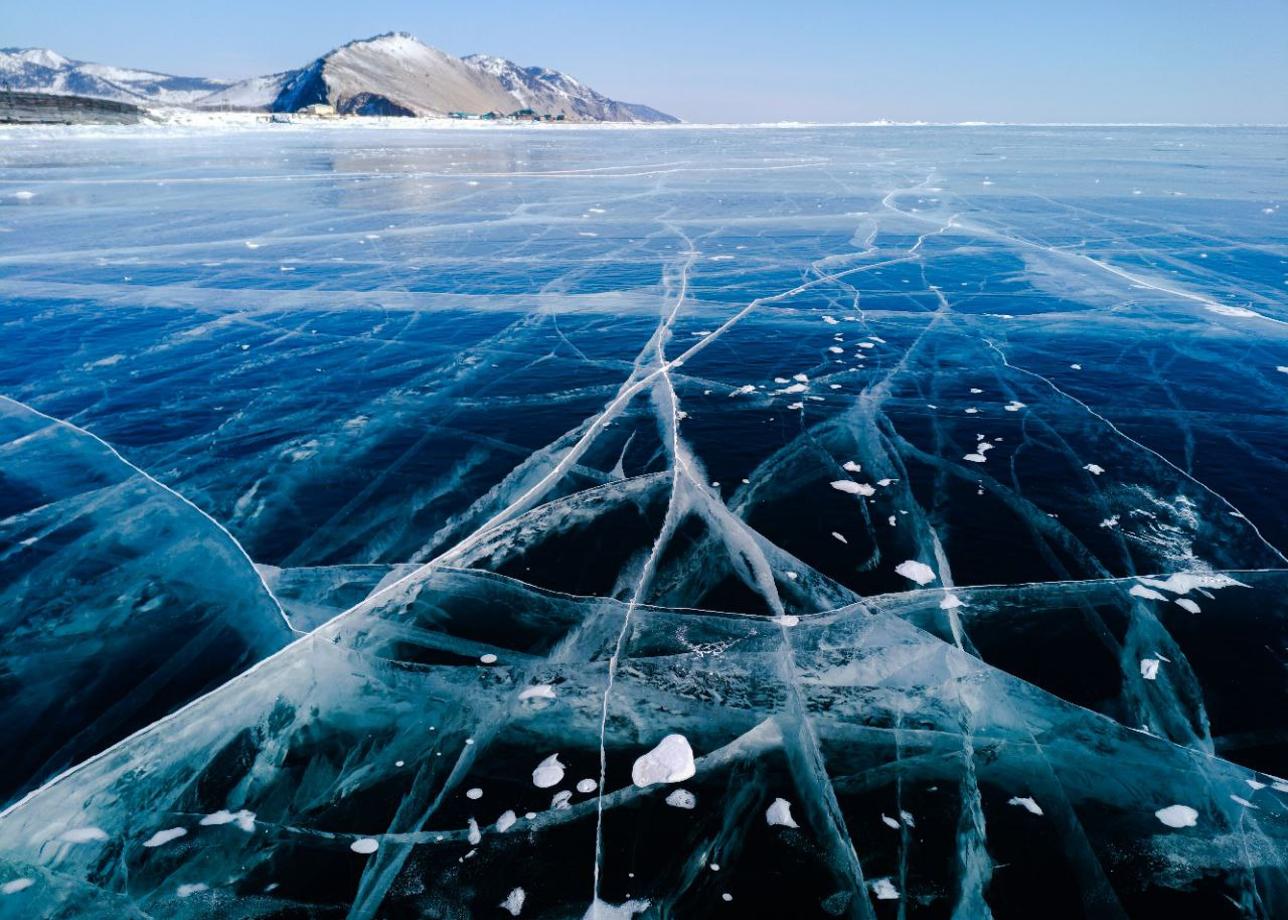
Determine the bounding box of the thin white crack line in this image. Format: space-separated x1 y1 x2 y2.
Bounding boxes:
983 341 1288 565
0 394 295 631
592 241 697 909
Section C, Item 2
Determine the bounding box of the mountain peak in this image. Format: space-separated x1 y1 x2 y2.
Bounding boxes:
4 37 677 123
1 48 72 70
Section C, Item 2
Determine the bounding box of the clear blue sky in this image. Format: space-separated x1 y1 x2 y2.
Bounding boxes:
7 0 1287 123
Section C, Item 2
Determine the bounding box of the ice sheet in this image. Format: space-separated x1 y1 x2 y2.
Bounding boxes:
0 124 1286 918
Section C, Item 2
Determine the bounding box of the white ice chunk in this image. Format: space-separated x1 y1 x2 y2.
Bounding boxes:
871 878 900 900
1083 464 1105 475
501 887 526 916
940 593 963 610
466 787 483 800
1139 572 1247 594
177 883 208 898
1140 659 1160 680
1155 804 1198 828
842 460 862 472
895 560 937 585
532 753 566 788
59 827 108 844
666 789 697 809
142 827 188 848
765 797 798 828
497 810 517 832
1 879 34 895
632 734 695 787
468 817 481 845
199 809 256 832
830 480 875 496
576 778 598 793
519 684 557 700
1129 585 1168 601
1009 796 1044 815
350 838 379 854
1176 598 1201 614
583 899 651 919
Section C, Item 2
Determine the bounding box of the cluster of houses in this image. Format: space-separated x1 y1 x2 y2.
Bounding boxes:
278 103 567 122
449 108 567 122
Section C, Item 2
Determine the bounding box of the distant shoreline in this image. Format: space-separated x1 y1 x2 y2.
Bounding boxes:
1 110 1283 131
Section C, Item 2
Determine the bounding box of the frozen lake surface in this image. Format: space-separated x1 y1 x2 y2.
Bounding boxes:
0 124 1286 918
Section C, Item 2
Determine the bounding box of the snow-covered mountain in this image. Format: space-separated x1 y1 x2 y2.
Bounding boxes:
0 47 230 107
462 53 678 123
202 33 677 122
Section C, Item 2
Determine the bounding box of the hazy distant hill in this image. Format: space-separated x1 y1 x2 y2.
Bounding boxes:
463 53 677 123
3 34 678 123
0 47 229 107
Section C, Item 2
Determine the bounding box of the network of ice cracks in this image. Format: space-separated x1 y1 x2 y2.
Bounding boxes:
0 126 1286 919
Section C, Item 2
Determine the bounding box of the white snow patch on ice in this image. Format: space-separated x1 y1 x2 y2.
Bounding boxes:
895 560 937 585
532 753 566 788
501 887 526 916
143 827 188 848
871 878 900 900
830 480 875 496
632 734 695 787
519 684 557 700
666 788 697 809
1009 796 1044 815
1140 572 1247 595
765 797 798 828
199 809 255 832
1155 804 1198 828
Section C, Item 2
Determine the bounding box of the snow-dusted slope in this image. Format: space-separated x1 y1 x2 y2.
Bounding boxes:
2 36 677 122
268 32 518 116
463 53 679 123
196 72 293 111
0 47 230 106
204 33 676 121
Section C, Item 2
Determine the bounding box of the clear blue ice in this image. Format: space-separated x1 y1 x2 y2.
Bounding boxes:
0 124 1286 918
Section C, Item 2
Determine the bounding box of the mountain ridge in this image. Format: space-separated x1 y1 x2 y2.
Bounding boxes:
1 33 678 123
